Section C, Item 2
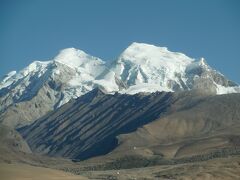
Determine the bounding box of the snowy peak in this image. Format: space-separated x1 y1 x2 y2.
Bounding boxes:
109 42 196 93
21 61 51 76
0 71 16 84
186 57 209 73
54 48 90 67
199 57 208 67
0 61 51 90
119 42 194 66
54 48 104 69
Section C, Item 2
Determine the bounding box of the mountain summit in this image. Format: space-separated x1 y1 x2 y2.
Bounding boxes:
0 42 239 127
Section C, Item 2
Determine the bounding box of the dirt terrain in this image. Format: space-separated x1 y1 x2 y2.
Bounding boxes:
81 156 240 180
0 163 88 180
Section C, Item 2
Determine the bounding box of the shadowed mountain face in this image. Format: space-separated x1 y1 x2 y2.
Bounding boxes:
19 89 240 162
19 89 173 160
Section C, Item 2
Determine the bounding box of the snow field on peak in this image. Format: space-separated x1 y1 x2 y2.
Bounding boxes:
94 70 120 92
0 71 17 89
215 83 240 94
120 83 172 95
110 42 196 91
54 48 105 76
119 42 194 67
0 61 51 90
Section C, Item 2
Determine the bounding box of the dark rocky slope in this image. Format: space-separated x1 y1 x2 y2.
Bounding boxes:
19 88 173 160
19 89 240 164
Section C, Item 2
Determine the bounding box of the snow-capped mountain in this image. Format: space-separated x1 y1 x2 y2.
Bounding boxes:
0 42 239 127
0 48 106 111
0 48 110 127
103 42 194 94
96 42 239 94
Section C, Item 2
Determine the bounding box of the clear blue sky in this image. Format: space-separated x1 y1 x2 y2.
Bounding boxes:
1 0 240 83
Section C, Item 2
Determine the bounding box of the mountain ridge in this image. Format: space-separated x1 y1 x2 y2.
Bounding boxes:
1 42 239 127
